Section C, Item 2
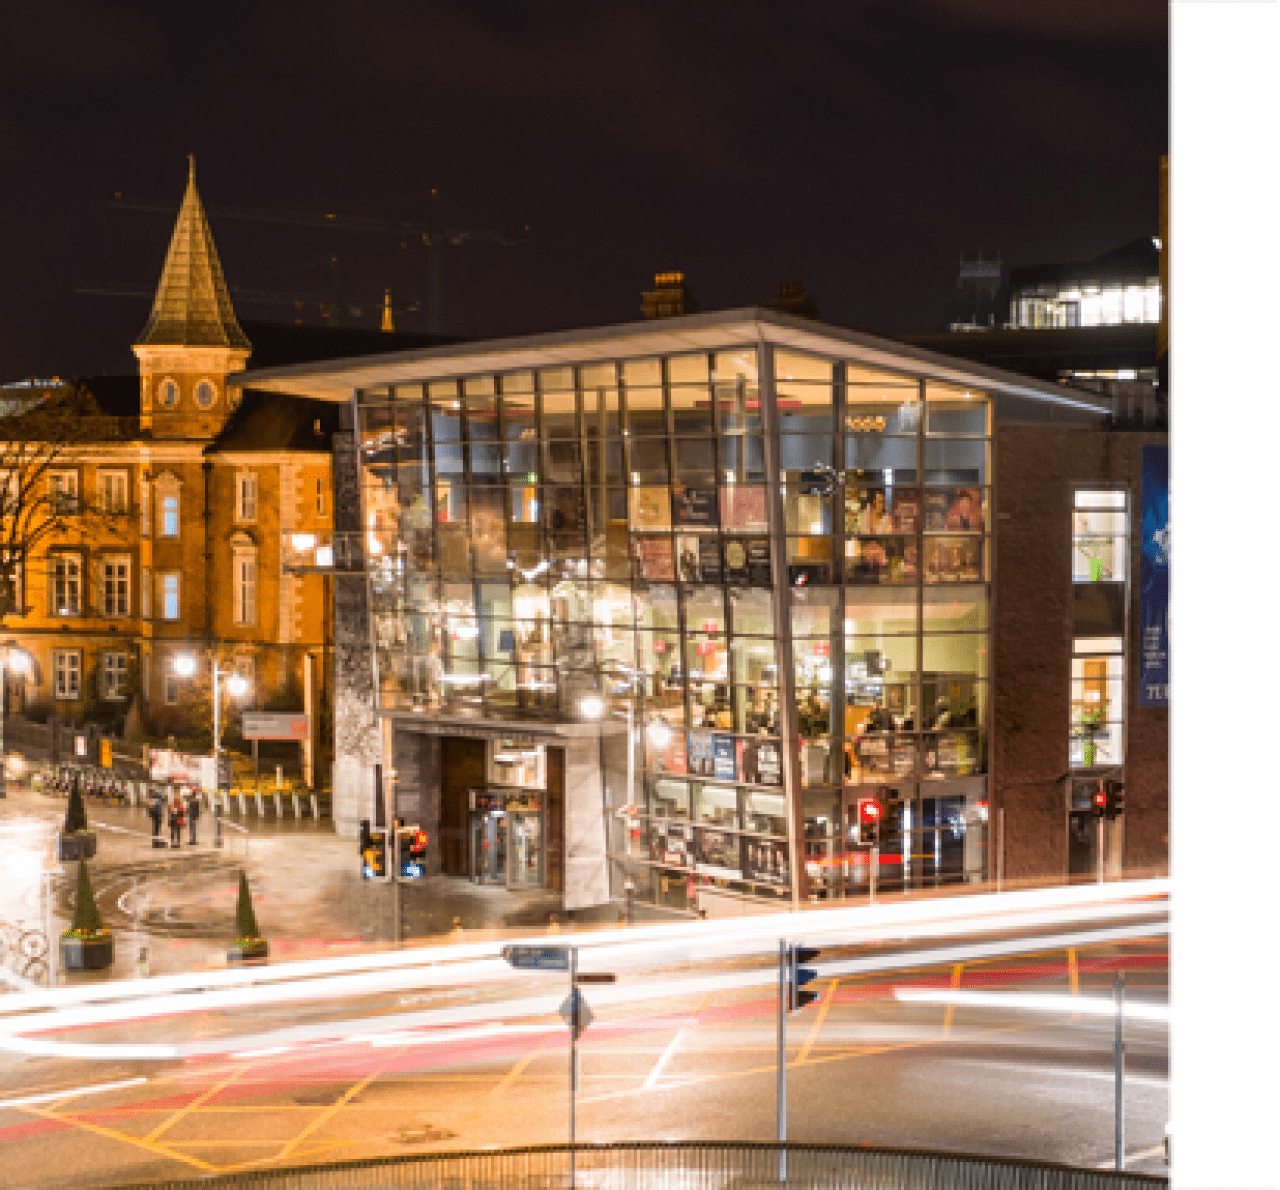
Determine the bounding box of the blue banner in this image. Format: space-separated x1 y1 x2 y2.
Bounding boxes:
1139 445 1169 706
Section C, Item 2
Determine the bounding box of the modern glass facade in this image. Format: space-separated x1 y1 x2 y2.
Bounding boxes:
354 336 993 910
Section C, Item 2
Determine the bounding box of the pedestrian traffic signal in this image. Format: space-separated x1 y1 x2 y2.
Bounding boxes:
1092 787 1107 817
1104 780 1124 818
858 798 882 846
396 825 428 879
787 944 821 1012
360 819 389 880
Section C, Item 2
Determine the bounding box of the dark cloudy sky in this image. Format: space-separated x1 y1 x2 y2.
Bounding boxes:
0 0 1167 380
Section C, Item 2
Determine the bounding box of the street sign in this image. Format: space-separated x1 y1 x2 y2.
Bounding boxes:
575 972 617 984
241 713 310 741
502 944 570 971
559 988 593 1039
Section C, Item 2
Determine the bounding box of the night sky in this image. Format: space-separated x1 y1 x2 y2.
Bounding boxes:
0 0 1167 381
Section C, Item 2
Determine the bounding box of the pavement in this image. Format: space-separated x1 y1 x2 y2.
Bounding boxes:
0 781 585 985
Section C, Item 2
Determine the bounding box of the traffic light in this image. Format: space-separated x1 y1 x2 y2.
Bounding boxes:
397 826 429 879
1104 780 1125 818
1091 787 1107 817
857 798 882 846
787 944 821 1012
360 819 389 880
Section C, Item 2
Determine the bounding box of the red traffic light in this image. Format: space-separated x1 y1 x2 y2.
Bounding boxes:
1093 791 1106 808
414 830 427 848
857 798 882 825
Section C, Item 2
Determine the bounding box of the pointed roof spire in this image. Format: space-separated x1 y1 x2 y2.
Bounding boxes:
135 157 251 351
380 289 395 333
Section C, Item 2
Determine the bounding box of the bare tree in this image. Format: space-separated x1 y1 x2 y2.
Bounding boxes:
0 384 137 619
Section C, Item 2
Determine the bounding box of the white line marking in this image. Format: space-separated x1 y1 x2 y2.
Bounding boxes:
643 1029 683 1089
0 1076 149 1109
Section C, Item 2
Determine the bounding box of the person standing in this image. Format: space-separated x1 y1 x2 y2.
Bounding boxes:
147 785 163 842
168 794 183 848
187 787 201 846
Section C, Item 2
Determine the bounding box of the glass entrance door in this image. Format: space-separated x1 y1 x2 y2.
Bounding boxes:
508 812 543 887
470 810 506 884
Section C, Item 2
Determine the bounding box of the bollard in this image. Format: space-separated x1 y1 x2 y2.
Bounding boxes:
237 791 246 816
222 790 230 815
214 802 224 849
292 793 300 819
310 794 319 819
274 791 283 818
254 791 264 817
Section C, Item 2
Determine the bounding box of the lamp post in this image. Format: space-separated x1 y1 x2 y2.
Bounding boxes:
173 654 250 794
0 644 31 798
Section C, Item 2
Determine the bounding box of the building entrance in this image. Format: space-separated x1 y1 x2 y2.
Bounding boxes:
470 807 507 885
467 792 543 887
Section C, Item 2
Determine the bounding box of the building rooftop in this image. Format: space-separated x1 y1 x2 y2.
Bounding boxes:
1009 236 1160 293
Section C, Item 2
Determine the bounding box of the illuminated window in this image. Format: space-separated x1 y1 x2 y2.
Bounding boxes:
161 573 180 620
50 553 81 615
53 650 81 700
1072 490 1127 582
161 494 179 537
102 555 130 617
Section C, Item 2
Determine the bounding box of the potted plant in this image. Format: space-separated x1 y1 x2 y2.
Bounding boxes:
1078 707 1104 767
60 860 113 971
57 775 97 861
227 870 269 963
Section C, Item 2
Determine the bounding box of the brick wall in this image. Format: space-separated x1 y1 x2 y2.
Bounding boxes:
994 425 1169 881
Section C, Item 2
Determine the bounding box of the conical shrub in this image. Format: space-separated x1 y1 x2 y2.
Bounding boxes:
63 775 88 835
71 859 103 936
235 870 260 940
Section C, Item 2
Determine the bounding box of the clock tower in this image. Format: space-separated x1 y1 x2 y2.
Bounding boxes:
132 157 251 439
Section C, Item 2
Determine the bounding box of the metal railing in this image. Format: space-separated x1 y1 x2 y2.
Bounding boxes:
109 1141 1167 1189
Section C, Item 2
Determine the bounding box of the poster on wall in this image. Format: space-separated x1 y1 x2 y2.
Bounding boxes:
712 734 737 781
632 536 675 581
737 737 782 785
688 730 716 777
1139 444 1170 706
646 727 688 774
695 827 742 878
740 836 790 886
674 484 718 527
720 485 769 531
648 820 694 869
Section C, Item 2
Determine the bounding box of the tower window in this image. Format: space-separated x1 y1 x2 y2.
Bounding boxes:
194 380 216 409
159 379 178 408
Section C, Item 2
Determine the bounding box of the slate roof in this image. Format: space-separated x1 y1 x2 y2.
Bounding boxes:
205 389 339 454
134 158 252 351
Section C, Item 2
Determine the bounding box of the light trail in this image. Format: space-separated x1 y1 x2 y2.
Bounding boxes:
892 988 1170 1022
0 917 1165 1062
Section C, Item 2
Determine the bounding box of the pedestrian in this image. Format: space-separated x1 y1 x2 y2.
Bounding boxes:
147 785 163 840
187 787 201 845
168 795 184 848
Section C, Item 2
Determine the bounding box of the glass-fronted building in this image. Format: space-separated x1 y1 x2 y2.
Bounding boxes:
239 311 1109 914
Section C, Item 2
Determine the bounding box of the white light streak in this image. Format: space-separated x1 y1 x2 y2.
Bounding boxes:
0 1077 149 1109
893 988 1169 1022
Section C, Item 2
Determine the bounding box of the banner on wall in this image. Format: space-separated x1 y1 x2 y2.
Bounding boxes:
1139 444 1170 707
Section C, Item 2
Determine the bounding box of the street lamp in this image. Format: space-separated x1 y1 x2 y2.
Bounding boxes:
172 653 251 790
0 644 30 798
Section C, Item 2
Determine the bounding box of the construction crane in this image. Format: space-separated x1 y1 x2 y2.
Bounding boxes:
103 190 527 333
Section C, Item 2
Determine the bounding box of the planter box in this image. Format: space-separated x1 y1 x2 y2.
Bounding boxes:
227 939 270 964
61 934 114 971
58 832 97 862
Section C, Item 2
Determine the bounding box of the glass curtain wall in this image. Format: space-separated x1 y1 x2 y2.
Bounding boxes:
357 344 991 909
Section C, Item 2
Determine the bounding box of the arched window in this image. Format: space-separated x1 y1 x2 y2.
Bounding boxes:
194 380 216 409
159 378 178 408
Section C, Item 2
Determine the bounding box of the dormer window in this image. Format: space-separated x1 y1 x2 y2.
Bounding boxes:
194 380 216 409
159 378 178 408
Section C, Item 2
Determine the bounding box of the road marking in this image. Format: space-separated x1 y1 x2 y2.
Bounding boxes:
484 1030 557 1103
17 1104 218 1173
0 1077 148 1110
643 1029 684 1089
145 1066 245 1143
797 978 839 1064
1096 1144 1167 1168
942 964 964 1038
